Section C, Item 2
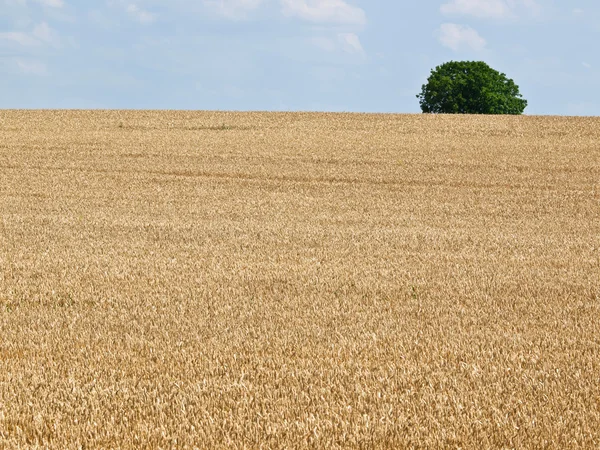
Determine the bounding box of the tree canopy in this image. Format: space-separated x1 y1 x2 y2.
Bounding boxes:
417 61 527 115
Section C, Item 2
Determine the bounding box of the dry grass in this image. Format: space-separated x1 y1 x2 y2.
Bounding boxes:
0 110 599 449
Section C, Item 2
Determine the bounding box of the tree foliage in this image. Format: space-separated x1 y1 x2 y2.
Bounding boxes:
417 61 527 115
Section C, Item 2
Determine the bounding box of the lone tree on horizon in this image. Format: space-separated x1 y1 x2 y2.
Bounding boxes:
417 61 527 115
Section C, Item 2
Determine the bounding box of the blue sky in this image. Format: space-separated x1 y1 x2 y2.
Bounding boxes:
1 0 598 114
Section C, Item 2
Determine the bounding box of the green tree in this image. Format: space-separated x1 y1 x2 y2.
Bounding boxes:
417 61 527 114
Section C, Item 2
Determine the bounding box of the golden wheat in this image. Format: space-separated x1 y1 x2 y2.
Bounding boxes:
0 110 599 448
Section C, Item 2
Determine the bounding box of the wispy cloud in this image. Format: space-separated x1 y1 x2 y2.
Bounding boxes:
310 32 365 55
338 32 364 55
36 0 65 7
440 0 540 19
438 23 486 51
0 31 39 47
281 0 366 26
441 0 510 19
203 0 266 19
106 0 157 24
126 4 156 24
197 0 367 25
32 21 61 45
16 58 48 75
3 0 65 7
310 36 337 52
0 22 60 47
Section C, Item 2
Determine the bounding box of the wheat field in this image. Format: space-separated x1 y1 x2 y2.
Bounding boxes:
0 110 599 448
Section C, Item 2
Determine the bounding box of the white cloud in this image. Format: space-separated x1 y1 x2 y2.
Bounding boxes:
203 0 266 19
16 58 48 75
441 0 510 19
32 21 60 45
438 23 486 51
0 22 60 47
440 0 540 19
2 0 65 7
175 0 367 24
0 31 38 46
281 0 366 25
520 0 541 16
338 32 363 55
35 0 64 7
309 32 365 56
310 36 336 52
106 1 157 23
126 4 156 23
582 62 591 69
